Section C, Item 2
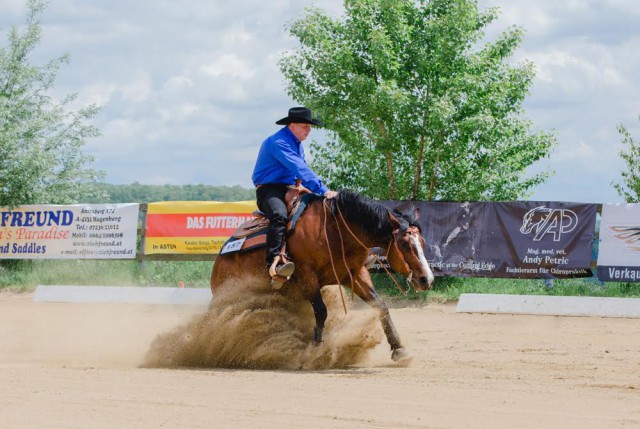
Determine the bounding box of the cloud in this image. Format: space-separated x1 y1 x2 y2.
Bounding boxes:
2 0 639 203
163 75 194 91
200 53 255 79
475 0 640 202
119 71 153 103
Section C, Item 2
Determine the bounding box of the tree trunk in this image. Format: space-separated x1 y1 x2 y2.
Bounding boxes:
427 145 441 201
373 119 395 199
385 151 396 199
412 134 426 200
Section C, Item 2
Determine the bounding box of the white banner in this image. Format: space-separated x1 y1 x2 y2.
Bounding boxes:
0 204 139 259
597 203 640 282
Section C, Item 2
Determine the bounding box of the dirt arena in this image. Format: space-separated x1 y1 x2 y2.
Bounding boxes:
1 286 639 429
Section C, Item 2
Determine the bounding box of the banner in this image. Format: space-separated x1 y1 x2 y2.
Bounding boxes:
596 203 640 282
418 201 496 276
144 201 257 254
388 200 598 279
0 204 139 259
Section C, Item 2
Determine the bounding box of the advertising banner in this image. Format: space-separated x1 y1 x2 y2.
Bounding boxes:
144 201 257 255
392 200 598 279
0 204 139 259
596 203 640 282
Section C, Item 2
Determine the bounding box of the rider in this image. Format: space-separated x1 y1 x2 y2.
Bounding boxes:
252 107 338 287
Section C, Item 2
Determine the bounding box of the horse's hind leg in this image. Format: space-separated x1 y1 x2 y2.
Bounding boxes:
310 288 327 343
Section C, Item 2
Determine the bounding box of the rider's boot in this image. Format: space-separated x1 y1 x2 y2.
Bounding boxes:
364 254 377 269
269 259 295 290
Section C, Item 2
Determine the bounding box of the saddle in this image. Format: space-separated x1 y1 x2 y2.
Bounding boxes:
219 185 318 255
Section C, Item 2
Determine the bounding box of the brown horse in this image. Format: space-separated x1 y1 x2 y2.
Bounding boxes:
210 189 434 362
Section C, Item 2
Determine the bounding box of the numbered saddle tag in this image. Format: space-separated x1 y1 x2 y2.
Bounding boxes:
220 237 245 255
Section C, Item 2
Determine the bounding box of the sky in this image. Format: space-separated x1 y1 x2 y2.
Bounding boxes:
1 0 639 204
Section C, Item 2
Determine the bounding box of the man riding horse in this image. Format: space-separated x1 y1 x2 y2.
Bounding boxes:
214 113 435 361
252 107 338 289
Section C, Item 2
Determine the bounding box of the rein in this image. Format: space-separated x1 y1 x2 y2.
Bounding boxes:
369 249 410 297
322 200 349 315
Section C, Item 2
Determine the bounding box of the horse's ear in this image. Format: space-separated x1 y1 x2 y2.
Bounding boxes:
389 210 409 232
389 211 399 225
393 203 419 224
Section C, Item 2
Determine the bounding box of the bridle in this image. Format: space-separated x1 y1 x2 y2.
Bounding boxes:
321 199 420 307
391 223 423 289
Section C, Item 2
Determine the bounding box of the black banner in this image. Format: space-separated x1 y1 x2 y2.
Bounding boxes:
383 200 598 279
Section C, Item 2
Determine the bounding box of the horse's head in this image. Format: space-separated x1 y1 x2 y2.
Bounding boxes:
520 206 552 234
386 206 435 291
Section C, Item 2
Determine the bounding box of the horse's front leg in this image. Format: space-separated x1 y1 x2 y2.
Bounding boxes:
353 268 410 362
310 288 327 343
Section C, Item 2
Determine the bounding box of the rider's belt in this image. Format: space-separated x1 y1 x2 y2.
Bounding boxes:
256 183 290 189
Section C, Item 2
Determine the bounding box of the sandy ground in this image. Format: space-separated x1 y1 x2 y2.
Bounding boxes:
1 287 639 429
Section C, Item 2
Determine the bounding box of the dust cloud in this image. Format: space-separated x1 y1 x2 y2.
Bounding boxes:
143 278 383 370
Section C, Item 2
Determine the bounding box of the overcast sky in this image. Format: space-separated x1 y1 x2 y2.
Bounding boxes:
1 0 639 203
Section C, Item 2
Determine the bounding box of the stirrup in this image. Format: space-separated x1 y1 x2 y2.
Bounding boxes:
269 260 295 290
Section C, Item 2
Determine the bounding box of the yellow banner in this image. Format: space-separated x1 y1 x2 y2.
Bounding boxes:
144 201 258 255
144 237 228 254
146 201 256 214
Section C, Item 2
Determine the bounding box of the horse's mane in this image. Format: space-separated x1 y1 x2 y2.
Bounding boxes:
331 190 393 242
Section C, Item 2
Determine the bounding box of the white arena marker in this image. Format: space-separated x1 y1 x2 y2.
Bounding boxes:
33 285 212 305
456 293 640 319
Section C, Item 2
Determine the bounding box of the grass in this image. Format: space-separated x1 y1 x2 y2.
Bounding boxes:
0 259 213 292
1 260 638 301
370 273 640 302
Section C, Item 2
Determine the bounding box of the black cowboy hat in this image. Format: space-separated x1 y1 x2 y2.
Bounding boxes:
275 107 324 126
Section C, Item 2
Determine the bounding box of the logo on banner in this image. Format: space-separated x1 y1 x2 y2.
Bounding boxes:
520 206 578 241
608 226 640 253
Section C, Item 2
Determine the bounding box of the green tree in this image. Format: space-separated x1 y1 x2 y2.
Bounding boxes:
280 0 556 201
612 118 640 203
0 0 104 208
86 182 255 203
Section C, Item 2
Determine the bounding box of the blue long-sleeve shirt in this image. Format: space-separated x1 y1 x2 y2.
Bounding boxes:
251 126 328 195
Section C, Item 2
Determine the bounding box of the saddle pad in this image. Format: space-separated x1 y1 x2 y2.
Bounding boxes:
220 230 267 255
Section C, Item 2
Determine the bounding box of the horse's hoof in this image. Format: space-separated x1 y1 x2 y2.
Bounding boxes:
391 347 412 364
